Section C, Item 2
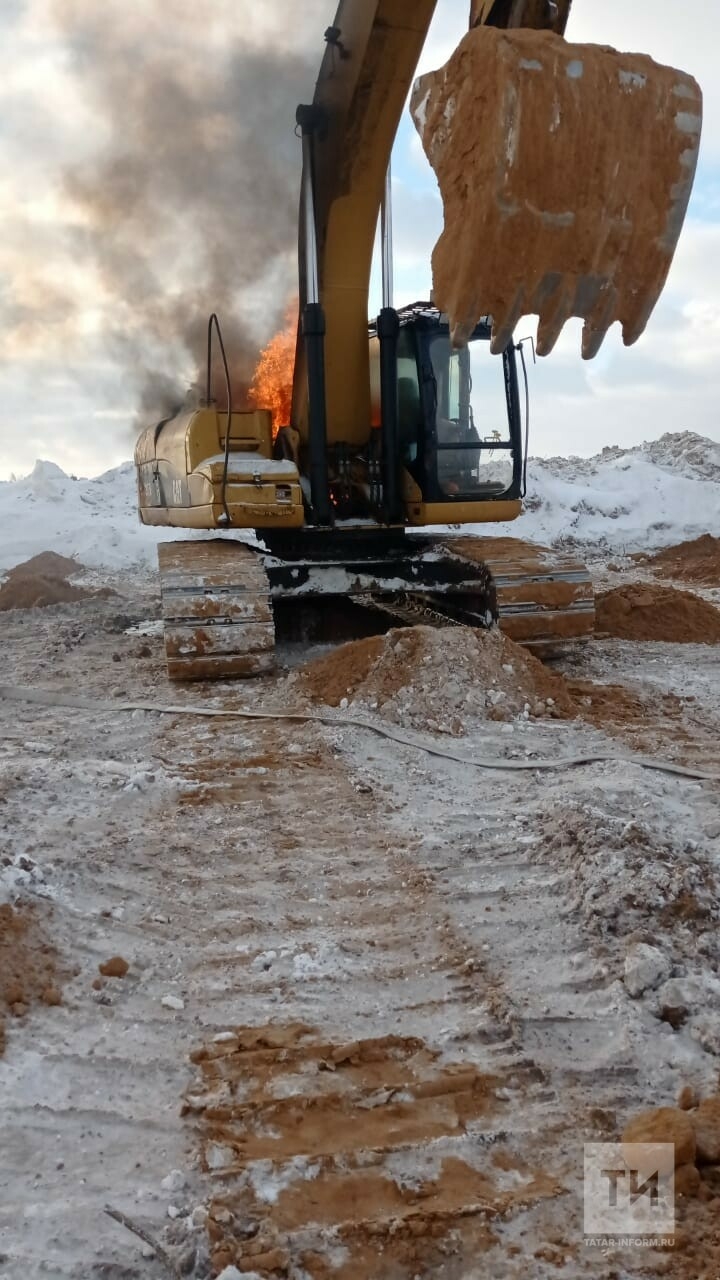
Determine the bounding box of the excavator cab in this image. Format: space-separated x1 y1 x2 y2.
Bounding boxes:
369 304 522 512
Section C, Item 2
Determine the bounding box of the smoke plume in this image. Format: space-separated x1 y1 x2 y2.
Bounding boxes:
8 0 335 431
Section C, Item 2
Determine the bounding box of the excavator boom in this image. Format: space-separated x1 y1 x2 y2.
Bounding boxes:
292 0 439 448
292 0 700 436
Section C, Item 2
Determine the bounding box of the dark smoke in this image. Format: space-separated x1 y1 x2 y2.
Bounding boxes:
48 0 335 428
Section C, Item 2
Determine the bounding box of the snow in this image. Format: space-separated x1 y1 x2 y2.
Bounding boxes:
0 430 717 576
246 1156 320 1205
0 459 162 574
161 994 185 1011
624 942 672 997
446 431 720 551
201 452 299 478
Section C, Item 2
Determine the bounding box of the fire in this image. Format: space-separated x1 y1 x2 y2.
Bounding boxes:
249 303 297 435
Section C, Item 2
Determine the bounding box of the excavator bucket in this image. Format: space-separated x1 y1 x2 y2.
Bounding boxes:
411 27 702 358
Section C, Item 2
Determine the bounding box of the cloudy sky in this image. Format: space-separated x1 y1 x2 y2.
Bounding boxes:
0 0 716 479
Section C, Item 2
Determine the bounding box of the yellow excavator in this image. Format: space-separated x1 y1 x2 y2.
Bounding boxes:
134 0 702 680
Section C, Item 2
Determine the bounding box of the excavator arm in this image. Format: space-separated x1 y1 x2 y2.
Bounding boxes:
291 0 573 449
292 0 700 442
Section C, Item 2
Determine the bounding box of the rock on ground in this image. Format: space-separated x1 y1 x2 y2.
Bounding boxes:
624 942 671 998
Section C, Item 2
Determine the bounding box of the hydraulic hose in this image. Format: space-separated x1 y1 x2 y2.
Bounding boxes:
206 313 233 525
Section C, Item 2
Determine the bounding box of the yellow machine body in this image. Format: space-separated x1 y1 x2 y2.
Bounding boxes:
135 407 303 530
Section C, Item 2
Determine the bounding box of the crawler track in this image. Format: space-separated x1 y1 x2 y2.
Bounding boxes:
446 536 596 649
158 540 274 680
157 534 594 681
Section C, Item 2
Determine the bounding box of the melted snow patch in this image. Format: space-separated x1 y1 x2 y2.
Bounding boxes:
246 1156 320 1205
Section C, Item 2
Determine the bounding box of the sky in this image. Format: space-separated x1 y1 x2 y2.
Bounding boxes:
0 0 717 479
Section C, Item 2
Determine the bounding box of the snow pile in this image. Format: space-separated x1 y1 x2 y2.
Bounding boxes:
0 460 162 574
474 431 720 552
0 431 718 576
536 800 720 962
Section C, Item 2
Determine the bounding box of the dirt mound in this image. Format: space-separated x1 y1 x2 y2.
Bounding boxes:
292 625 574 734
0 576 96 611
637 535 720 586
0 550 112 612
0 903 64 1056
6 551 81 579
596 584 720 644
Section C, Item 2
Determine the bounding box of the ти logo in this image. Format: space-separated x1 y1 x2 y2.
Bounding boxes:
584 1142 675 1247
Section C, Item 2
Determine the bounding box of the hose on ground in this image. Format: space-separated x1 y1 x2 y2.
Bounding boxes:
0 684 715 782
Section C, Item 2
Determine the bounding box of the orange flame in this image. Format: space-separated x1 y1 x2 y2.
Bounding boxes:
249 303 297 435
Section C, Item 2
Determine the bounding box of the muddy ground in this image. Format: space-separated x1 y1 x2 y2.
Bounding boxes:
1 550 720 1279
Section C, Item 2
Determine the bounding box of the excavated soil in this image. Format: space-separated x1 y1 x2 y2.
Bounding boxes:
596 584 720 644
635 535 720 587
290 625 574 733
566 678 685 734
291 623 707 757
187 1024 561 1279
0 550 112 611
615 1094 720 1278
0 902 64 1056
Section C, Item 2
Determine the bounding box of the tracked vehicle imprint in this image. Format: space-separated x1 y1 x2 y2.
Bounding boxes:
186 1024 561 1277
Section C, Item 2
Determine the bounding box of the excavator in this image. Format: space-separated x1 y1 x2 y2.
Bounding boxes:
134 0 702 680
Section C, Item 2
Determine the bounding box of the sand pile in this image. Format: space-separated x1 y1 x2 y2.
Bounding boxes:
636 535 720 586
596 584 720 644
292 625 574 735
0 903 63 1055
0 551 111 611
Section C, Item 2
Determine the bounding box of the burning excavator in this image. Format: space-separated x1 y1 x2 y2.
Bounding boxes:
135 0 702 680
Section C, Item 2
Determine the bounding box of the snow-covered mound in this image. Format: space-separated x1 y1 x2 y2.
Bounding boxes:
0 460 162 575
0 431 718 575
464 431 720 552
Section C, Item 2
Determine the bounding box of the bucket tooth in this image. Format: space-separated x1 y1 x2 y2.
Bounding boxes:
581 325 611 361
488 287 525 355
536 286 573 357
411 27 702 360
